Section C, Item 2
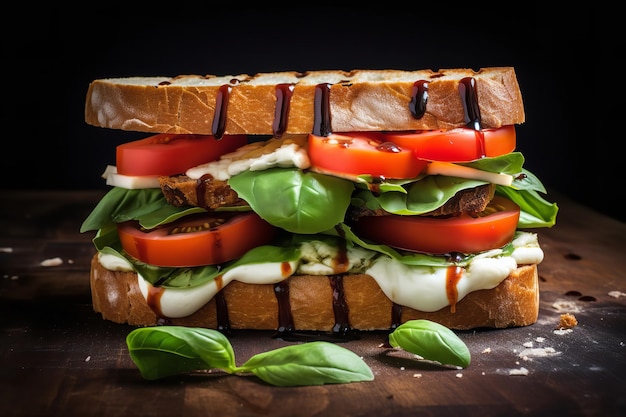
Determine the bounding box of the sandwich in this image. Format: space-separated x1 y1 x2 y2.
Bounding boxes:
80 67 558 334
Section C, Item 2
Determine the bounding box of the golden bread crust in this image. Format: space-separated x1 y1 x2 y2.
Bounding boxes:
90 255 538 331
85 68 524 136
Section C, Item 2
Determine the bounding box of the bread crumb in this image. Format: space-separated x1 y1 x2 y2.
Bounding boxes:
518 347 559 358
455 373 463 378
482 347 491 353
85 356 91 362
413 373 422 378
552 300 581 313
558 313 578 329
523 341 533 348
535 337 545 343
509 367 529 376
40 257 63 267
608 291 626 299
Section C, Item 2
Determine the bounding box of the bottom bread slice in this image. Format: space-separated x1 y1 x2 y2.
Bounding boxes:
90 255 539 331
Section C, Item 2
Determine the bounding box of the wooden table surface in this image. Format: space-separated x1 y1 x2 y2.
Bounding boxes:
1 189 625 417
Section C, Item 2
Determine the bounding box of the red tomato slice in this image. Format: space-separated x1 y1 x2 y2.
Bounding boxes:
384 125 516 162
307 133 428 179
116 134 248 176
117 212 277 267
352 196 520 255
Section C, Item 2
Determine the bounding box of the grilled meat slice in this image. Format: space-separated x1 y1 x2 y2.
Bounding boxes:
349 184 496 220
159 174 247 211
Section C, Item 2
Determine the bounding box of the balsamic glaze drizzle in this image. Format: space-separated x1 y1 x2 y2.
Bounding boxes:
313 83 332 136
215 290 231 332
274 83 295 138
391 303 402 329
329 275 351 335
198 73 486 336
458 77 482 131
212 84 232 140
409 80 429 119
274 281 295 335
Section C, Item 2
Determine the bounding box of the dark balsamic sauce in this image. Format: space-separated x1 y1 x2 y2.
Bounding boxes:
146 285 165 318
195 174 212 209
565 290 596 302
376 141 402 153
212 84 232 140
458 77 481 130
313 83 332 136
391 303 402 329
274 83 294 138
273 281 295 336
215 290 231 333
329 275 351 335
446 265 463 314
458 77 486 158
409 80 429 119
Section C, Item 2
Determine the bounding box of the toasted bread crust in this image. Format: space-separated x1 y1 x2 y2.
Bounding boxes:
85 68 524 136
90 255 539 331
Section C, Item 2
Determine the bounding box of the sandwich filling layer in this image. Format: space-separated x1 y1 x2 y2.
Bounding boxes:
98 232 543 319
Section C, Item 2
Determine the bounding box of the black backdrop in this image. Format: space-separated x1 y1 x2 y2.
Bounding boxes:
5 5 617 221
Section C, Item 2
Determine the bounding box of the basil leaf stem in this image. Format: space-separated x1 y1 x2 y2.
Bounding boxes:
237 341 374 386
126 327 374 386
389 320 471 368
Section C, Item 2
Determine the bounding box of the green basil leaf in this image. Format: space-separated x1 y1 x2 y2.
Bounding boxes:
496 186 559 228
81 186 209 233
126 327 236 380
355 176 487 215
92 223 124 253
229 168 354 234
462 151 525 174
389 320 471 368
509 168 547 193
131 262 221 288
237 341 374 386
136 205 207 229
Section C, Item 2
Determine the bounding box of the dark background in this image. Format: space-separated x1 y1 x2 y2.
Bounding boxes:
5 5 617 221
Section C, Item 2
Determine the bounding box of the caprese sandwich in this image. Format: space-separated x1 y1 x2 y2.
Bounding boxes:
81 67 558 333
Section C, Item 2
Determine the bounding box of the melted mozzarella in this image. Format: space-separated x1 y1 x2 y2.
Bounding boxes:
137 275 222 318
425 161 513 186
186 135 310 181
99 252 133 271
138 262 297 317
99 232 544 319
102 165 160 189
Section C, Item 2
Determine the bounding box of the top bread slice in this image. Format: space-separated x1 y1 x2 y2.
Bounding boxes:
85 67 525 136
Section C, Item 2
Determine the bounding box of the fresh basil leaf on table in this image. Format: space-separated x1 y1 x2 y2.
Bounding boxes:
389 319 471 368
238 341 374 386
126 326 374 386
